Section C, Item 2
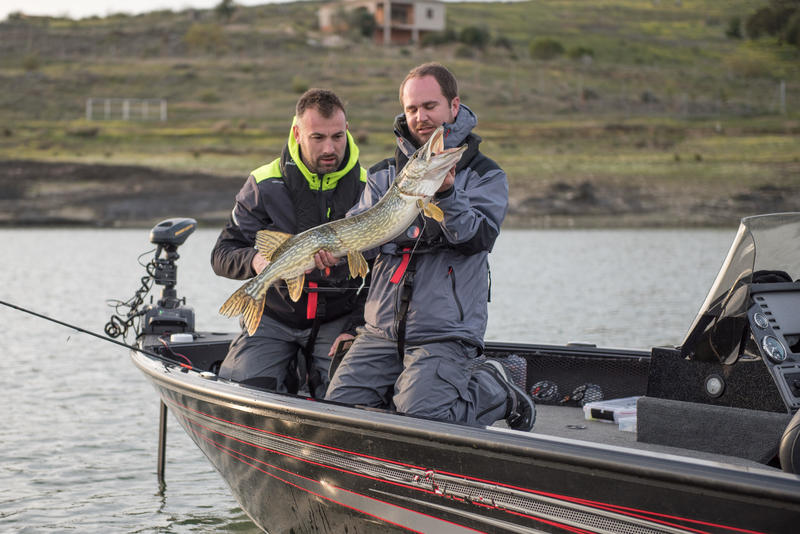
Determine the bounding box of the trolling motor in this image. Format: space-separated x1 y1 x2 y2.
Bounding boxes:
141 218 197 335
140 217 197 486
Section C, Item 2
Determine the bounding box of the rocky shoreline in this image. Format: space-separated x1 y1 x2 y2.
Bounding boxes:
2 159 796 229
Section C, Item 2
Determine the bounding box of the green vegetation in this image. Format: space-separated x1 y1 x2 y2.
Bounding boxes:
530 38 565 60
214 0 237 23
459 26 491 50
1 0 798 226
743 0 800 46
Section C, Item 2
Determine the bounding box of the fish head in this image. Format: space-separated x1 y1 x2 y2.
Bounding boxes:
396 126 467 197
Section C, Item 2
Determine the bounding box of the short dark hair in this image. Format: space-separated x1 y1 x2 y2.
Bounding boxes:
296 89 347 119
398 62 458 104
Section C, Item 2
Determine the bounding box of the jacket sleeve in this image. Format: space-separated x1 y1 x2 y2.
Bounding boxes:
210 217 259 280
435 162 508 255
210 176 270 280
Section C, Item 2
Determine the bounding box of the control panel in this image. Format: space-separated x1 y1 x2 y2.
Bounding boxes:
749 290 800 410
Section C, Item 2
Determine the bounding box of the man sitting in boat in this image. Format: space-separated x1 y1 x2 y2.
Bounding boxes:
324 63 535 431
211 89 368 398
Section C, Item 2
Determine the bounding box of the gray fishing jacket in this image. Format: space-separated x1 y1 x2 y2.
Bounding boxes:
351 105 508 349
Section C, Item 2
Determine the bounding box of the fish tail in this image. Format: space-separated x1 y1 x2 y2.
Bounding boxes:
219 280 266 336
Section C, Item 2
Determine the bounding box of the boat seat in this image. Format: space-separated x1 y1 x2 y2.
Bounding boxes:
779 405 800 473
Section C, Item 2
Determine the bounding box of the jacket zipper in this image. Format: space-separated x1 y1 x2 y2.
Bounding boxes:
447 266 464 321
318 174 327 221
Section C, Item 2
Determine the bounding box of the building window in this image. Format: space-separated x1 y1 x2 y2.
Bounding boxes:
427 8 434 19
391 4 409 24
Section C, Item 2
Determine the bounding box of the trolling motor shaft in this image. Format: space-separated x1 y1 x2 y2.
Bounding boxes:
142 218 197 335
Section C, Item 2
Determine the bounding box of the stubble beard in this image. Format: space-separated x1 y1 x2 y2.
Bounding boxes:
313 154 340 175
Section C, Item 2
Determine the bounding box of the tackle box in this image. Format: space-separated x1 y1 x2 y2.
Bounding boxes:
583 396 640 424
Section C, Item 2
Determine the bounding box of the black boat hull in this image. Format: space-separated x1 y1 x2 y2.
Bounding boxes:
133 350 800 534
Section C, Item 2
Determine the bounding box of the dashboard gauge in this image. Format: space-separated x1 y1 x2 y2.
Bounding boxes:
762 335 787 363
753 312 769 329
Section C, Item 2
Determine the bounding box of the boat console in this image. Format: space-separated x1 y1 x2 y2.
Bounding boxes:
638 214 800 468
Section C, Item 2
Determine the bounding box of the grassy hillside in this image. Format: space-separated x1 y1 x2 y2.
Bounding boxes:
1 0 799 227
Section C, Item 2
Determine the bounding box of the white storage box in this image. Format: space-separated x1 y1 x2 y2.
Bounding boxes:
583 396 640 424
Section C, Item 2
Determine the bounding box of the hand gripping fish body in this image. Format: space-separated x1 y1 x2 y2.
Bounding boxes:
220 126 467 335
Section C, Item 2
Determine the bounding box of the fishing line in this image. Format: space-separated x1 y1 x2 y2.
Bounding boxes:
0 299 193 369
408 209 430 260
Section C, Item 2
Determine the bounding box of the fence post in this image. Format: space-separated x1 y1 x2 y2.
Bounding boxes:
780 80 786 115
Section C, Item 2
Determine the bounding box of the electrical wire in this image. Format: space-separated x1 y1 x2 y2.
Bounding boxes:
105 250 158 340
158 336 194 367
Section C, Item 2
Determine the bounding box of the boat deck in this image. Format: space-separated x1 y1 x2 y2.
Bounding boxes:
499 404 778 470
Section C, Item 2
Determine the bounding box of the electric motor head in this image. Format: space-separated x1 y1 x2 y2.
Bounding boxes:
150 218 197 248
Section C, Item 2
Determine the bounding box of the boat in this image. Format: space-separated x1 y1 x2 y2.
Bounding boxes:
124 213 800 533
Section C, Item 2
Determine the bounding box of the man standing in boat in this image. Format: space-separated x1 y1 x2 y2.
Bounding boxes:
324 63 534 431
211 89 368 398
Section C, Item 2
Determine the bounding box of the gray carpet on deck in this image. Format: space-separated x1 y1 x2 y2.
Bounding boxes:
636 396 791 464
496 404 782 470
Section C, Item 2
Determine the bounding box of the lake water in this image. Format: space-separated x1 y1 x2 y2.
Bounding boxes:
0 226 734 532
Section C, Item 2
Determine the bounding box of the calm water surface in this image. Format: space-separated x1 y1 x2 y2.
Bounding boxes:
1 227 733 532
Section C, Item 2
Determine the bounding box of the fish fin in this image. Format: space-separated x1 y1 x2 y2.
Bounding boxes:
242 299 265 336
421 200 444 222
255 230 293 261
347 251 370 279
219 280 265 336
285 274 305 302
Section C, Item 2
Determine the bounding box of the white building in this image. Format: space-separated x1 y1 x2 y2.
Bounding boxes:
319 0 446 45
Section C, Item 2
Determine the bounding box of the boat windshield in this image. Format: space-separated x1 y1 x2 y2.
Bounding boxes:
680 212 800 364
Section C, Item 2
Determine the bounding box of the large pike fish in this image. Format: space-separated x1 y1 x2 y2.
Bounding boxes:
220 126 466 335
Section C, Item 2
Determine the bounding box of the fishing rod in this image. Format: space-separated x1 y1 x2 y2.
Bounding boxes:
0 299 193 369
1 295 195 485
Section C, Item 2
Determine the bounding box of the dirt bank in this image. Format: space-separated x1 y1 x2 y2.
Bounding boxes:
504 178 800 228
0 160 243 227
1 159 796 228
